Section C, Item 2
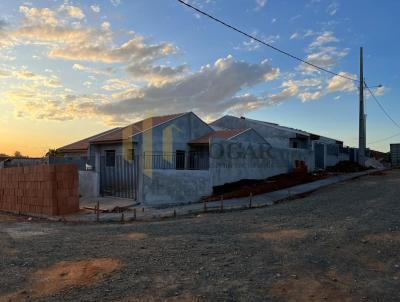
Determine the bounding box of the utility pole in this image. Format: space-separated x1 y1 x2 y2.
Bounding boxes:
358 47 366 166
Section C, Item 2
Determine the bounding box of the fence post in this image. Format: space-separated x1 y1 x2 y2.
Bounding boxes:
133 208 137 220
204 199 208 213
249 192 253 208
96 201 100 222
173 209 176 217
120 212 125 224
220 195 224 213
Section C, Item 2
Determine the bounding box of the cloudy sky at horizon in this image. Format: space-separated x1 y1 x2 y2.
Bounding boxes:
0 0 399 156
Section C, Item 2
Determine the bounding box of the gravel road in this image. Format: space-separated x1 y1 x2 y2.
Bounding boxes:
0 170 399 302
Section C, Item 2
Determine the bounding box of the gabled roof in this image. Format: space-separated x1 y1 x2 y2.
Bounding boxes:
90 112 187 144
189 129 248 145
57 128 121 153
57 113 188 152
237 116 310 136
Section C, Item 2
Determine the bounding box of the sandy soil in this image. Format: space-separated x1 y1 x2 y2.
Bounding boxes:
0 170 399 301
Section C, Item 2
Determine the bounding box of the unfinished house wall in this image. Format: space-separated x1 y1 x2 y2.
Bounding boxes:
229 129 269 144
312 141 350 169
137 112 213 155
0 164 79 216
78 171 99 198
142 169 212 206
209 140 314 187
137 113 213 204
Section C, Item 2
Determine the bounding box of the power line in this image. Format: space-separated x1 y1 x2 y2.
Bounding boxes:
365 82 400 129
177 0 359 82
368 132 400 145
364 82 400 145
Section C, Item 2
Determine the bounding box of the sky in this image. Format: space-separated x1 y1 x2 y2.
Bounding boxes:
0 0 399 156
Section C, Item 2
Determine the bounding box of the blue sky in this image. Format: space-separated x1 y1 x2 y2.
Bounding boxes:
0 0 399 155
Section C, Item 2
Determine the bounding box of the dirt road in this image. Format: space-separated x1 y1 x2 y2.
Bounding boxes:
1 170 399 301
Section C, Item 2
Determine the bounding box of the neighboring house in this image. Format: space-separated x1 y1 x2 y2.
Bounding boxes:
210 115 351 170
57 128 121 157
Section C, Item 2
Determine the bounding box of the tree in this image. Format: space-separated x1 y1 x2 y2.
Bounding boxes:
46 149 60 157
14 151 22 158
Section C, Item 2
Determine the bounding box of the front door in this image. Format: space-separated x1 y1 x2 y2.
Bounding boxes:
314 143 325 170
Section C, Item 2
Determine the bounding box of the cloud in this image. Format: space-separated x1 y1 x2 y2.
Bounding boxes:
299 32 347 73
110 0 121 7
6 6 183 85
101 78 131 91
309 31 338 48
255 0 267 10
300 47 348 72
49 35 181 84
0 18 7 29
59 4 85 19
289 29 315 40
90 5 101 13
19 6 58 26
0 66 62 88
266 81 299 105
3 55 281 123
125 63 188 86
235 31 279 52
0 69 11 77
72 63 114 75
327 2 339 16
298 91 323 102
326 72 357 93
101 21 110 30
95 56 277 118
374 86 386 96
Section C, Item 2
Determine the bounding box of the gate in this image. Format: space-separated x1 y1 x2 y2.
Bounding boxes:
100 155 139 200
314 143 325 170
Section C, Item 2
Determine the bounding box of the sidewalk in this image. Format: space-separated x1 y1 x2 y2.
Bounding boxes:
62 169 383 223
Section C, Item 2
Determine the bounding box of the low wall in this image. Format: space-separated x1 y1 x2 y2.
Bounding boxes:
79 171 99 198
142 169 212 206
210 141 314 186
0 164 79 216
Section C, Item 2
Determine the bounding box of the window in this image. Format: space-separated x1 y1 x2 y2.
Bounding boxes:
292 141 298 149
105 150 115 167
175 150 185 170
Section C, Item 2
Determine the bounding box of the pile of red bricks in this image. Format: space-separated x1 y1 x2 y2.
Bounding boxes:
294 160 308 174
0 164 79 216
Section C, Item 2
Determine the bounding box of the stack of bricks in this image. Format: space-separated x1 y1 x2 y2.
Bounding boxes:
294 160 308 174
0 164 79 216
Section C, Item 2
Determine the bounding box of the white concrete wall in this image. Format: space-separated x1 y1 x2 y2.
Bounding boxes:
142 140 315 205
79 171 100 198
142 169 212 206
209 140 314 187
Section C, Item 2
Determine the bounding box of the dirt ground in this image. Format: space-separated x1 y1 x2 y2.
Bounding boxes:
0 170 399 302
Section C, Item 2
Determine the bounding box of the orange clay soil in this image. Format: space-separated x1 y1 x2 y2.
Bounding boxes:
0 258 122 302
